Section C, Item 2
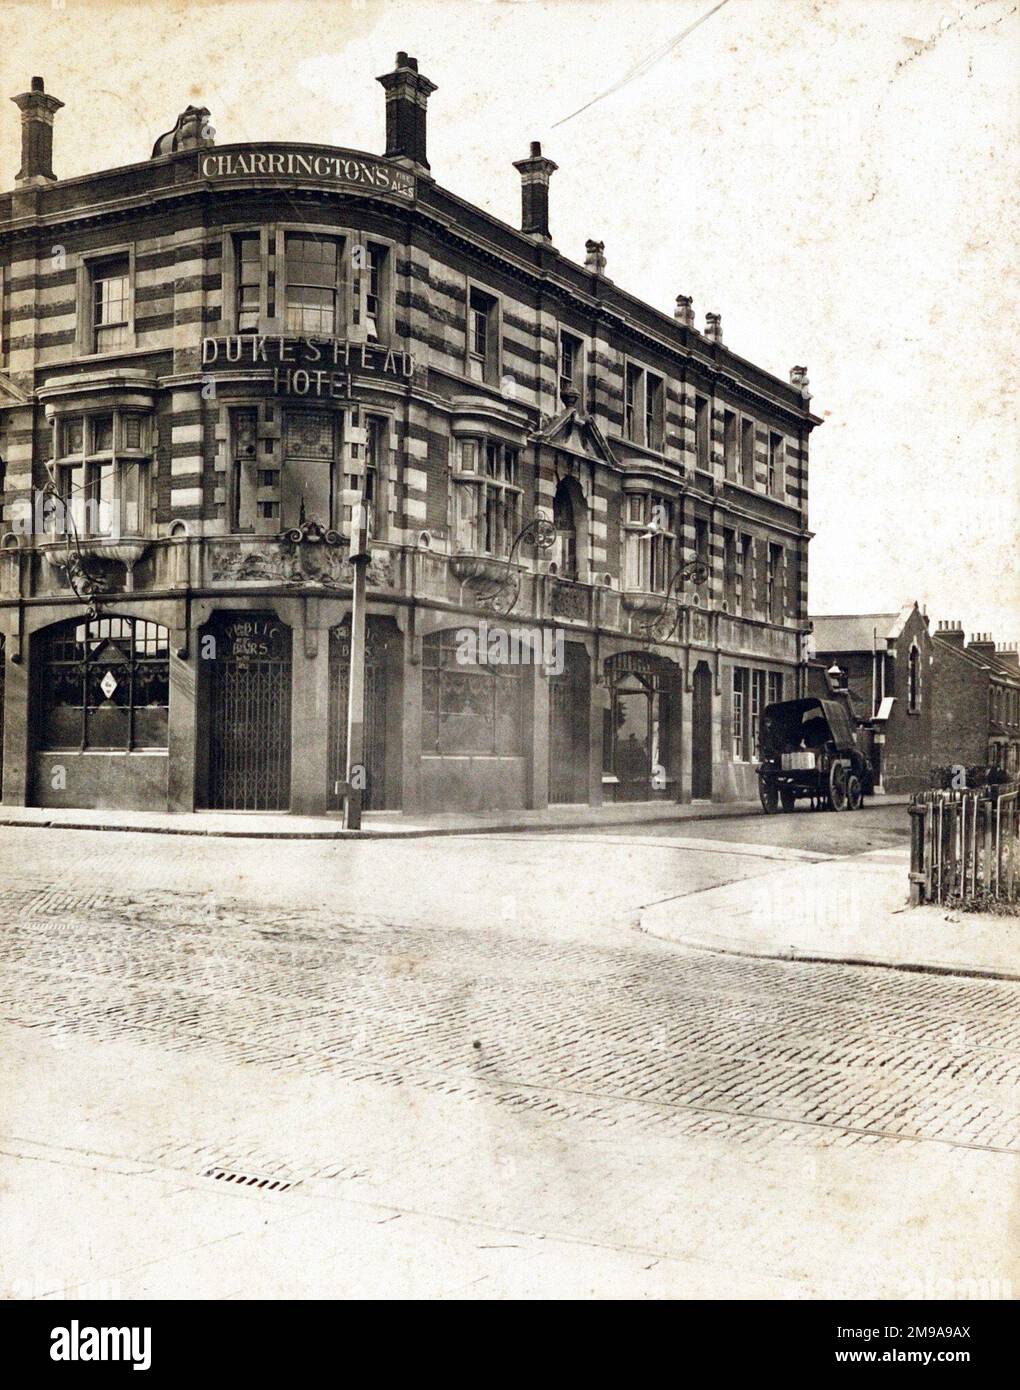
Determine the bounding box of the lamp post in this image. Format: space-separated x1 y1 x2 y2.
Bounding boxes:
637 557 710 642
342 488 370 830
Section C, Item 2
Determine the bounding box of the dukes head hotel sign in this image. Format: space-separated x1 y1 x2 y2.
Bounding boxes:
201 335 419 397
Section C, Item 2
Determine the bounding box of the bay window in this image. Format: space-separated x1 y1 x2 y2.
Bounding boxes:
453 438 521 556
623 492 675 593
51 409 152 538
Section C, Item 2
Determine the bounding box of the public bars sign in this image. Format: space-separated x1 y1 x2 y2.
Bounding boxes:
201 335 418 398
200 148 415 201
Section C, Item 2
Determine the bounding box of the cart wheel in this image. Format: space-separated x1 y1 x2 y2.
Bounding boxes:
828 762 848 811
780 786 797 812
759 777 780 814
846 773 863 811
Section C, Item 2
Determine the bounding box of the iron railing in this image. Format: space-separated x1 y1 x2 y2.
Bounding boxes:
908 783 1019 906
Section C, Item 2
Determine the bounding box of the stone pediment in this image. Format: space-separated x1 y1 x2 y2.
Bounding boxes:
531 406 617 468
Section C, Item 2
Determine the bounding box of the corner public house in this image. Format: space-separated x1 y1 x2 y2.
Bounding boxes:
0 60 820 816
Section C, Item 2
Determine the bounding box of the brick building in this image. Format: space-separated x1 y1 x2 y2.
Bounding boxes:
0 59 819 816
809 603 933 793
931 625 1020 777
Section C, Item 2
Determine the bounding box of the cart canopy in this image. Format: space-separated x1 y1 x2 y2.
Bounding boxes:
760 697 858 760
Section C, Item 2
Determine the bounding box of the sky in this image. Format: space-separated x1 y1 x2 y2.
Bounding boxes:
2 0 1017 639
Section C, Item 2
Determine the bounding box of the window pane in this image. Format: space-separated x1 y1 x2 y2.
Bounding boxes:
91 416 114 452
62 418 84 456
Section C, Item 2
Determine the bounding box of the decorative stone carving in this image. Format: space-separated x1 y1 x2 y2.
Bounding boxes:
209 527 395 590
790 365 811 401
550 577 590 622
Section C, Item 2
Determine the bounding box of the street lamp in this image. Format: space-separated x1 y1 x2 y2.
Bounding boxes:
637 557 710 641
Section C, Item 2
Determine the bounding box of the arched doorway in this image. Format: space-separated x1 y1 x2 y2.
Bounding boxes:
691 660 713 799
204 612 292 811
602 651 680 801
552 475 587 580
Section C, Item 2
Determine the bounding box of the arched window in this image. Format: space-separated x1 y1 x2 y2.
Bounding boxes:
908 644 920 712
37 615 170 751
553 475 587 580
422 629 524 755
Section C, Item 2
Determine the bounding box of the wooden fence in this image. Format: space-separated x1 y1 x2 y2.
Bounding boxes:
909 783 1020 906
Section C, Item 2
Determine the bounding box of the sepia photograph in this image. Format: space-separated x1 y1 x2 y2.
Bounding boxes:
0 0 1017 1344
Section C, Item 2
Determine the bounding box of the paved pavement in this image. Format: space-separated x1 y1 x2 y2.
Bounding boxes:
1 811 1017 1298
0 793 912 840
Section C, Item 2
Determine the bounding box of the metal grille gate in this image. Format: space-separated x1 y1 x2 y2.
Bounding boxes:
328 623 388 810
208 615 292 811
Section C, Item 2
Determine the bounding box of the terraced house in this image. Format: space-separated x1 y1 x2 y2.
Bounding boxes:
0 58 820 816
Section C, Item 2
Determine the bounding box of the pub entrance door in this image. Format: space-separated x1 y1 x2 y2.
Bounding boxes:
206 613 292 811
691 661 713 799
328 620 390 810
603 651 679 801
549 641 590 803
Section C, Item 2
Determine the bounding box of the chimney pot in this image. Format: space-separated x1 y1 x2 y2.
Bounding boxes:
31 76 44 93
674 294 695 327
584 239 607 274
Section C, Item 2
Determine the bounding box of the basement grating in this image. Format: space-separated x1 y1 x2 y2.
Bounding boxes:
203 1166 299 1192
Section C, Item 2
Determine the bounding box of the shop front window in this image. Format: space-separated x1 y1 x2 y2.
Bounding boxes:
422 630 524 756
38 616 170 752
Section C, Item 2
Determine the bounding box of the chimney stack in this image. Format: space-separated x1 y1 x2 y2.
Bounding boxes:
705 312 723 344
512 141 557 241
936 619 966 648
996 642 1019 668
11 76 63 185
584 239 606 275
377 52 437 171
674 295 695 327
968 633 997 658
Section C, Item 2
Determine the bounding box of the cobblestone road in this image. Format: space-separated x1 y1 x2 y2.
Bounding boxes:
1 819 1017 1296
2 823 1017 1156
